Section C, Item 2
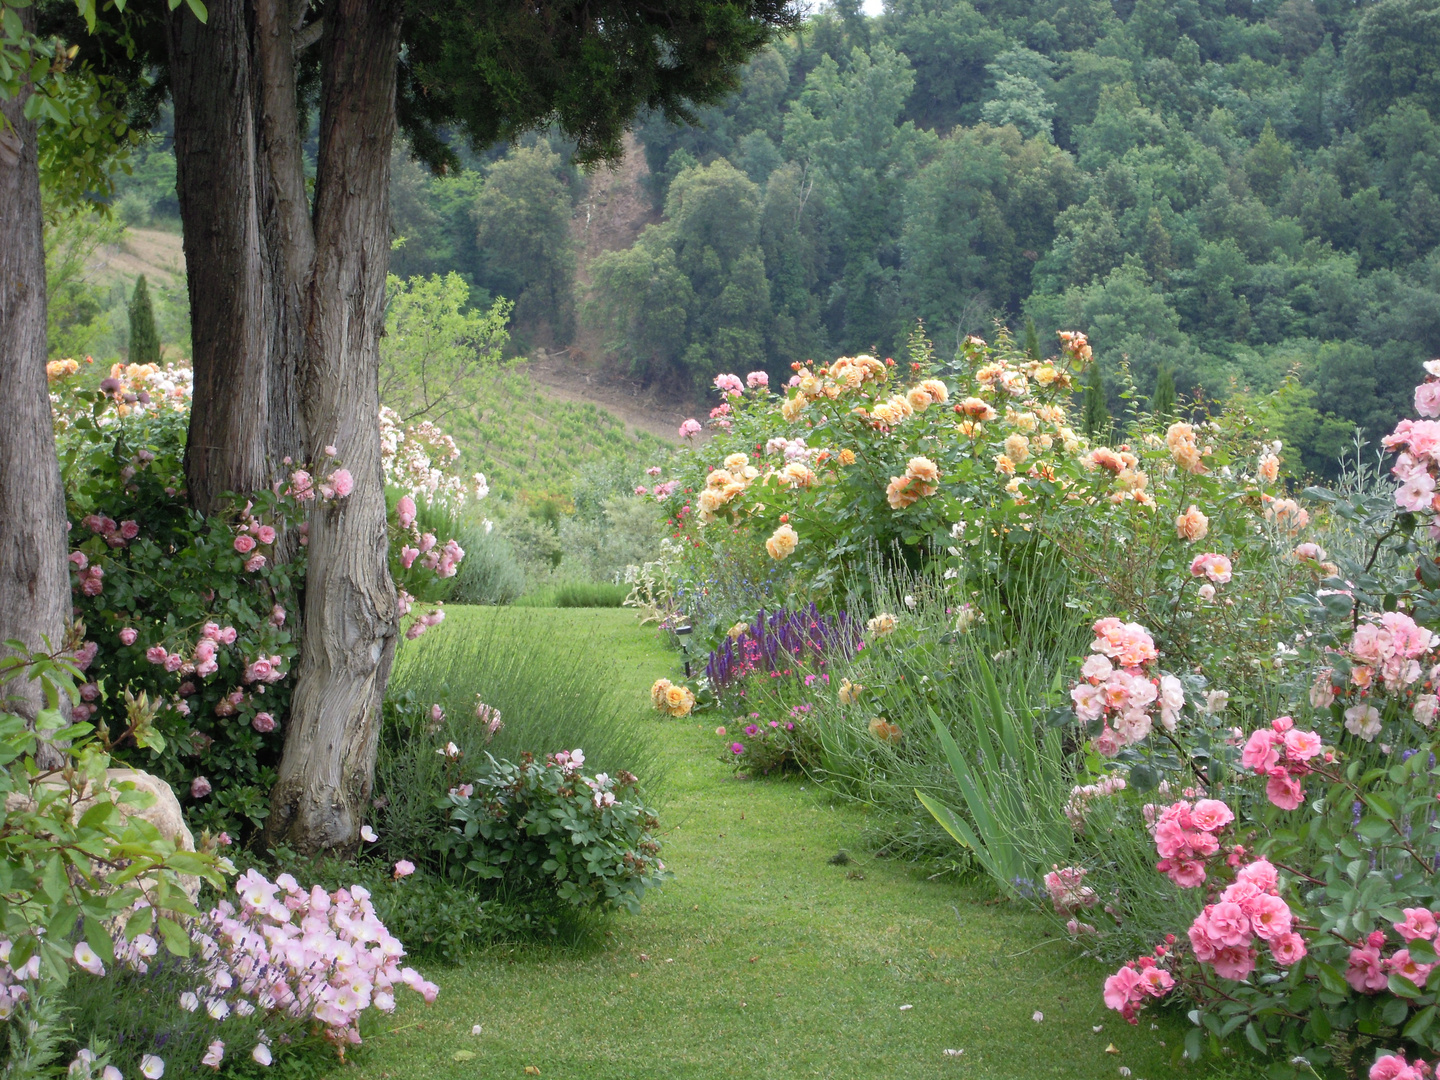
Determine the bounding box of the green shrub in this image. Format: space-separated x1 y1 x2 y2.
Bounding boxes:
515 581 629 607
435 752 667 915
447 521 527 605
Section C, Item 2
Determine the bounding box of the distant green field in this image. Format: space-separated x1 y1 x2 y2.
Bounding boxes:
443 369 673 505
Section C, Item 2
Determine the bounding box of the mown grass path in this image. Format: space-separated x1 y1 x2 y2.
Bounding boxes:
353 609 1191 1080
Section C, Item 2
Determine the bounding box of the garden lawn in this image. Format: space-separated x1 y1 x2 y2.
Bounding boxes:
352 608 1197 1080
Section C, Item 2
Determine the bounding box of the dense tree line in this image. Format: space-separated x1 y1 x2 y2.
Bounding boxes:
584 0 1434 474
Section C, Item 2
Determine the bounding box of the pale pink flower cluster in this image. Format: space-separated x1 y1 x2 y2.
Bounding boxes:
72 555 105 596
678 418 702 439
1188 552 1233 584
1186 859 1305 981
1102 943 1175 1024
475 697 503 739
713 373 745 397
1063 773 1127 829
79 513 140 549
1153 798 1233 888
1385 363 1440 532
1071 618 1181 755
1346 913 1440 999
404 605 446 641
192 869 437 1047
1313 610 1440 740
1369 1052 1434 1080
1043 866 1097 915
1240 715 1325 809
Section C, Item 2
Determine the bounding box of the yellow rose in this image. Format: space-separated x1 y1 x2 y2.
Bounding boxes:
766 524 799 560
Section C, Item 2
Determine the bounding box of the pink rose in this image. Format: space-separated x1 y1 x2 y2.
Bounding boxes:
1346 946 1389 992
1387 949 1435 987
1102 965 1144 1010
1235 859 1279 892
145 646 168 665
69 551 88 570
119 627 138 646
1189 799 1234 832
120 520 139 540
1206 902 1253 947
1283 727 1323 760
1371 1053 1425 1080
256 525 277 545
393 860 416 879
679 418 702 439
190 776 212 799
1249 893 1293 941
1265 771 1305 810
747 371 769 388
1418 381 1440 418
330 469 353 498
244 554 266 572
195 659 219 678
1210 945 1258 981
270 604 286 627
252 712 276 733
233 534 256 554
1396 908 1439 943
194 640 217 664
217 626 237 645
1270 932 1307 967
163 653 184 672
1241 729 1280 772
400 546 419 569
397 496 417 529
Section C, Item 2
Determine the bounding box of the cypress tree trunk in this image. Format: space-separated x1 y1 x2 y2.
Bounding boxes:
265 0 401 854
167 0 286 514
0 8 73 768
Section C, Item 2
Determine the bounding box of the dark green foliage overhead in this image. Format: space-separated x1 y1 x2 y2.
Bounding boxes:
397 0 800 170
127 275 160 364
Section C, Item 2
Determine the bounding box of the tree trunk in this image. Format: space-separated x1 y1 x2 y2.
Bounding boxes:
265 0 401 854
0 8 73 768
251 0 313 477
167 0 281 514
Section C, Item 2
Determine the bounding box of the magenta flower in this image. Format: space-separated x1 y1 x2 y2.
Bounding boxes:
731 742 746 755
744 724 759 736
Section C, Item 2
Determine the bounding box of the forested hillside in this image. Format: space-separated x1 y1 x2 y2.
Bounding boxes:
105 0 1437 476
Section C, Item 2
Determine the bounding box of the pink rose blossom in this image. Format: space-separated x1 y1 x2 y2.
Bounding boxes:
331 469 353 498
747 371 769 388
217 626 238 645
1189 799 1234 832
1241 729 1280 772
233 534 256 554
1270 932 1307 966
252 712 276 733
679 419 702 439
146 646 168 665
119 627 138 646
1210 944 1258 981
397 496 417 528
393 860 416 879
1396 908 1439 942
190 776 212 799
1265 771 1305 810
256 525 277 545
69 551 88 570
1346 946 1389 992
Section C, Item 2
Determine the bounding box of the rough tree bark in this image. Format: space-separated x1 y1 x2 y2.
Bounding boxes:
264 0 401 854
0 7 74 768
167 0 277 514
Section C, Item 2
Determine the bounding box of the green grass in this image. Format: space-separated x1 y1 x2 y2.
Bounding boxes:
354 608 1208 1080
442 370 672 505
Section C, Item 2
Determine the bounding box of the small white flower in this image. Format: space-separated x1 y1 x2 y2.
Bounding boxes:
140 1056 164 1080
899 1004 913 1011
471 1024 482 1036
360 825 378 843
1032 1010 1044 1022
252 1044 272 1067
102 1067 122 1080
179 991 199 1012
943 1049 964 1057
1118 1069 1132 1078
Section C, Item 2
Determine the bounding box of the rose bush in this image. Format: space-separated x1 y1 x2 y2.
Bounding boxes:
48 363 481 839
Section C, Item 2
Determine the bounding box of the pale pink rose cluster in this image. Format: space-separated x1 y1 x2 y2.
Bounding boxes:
713 373 745 397
80 513 140 550
1102 942 1176 1024
72 554 105 596
404 605 446 641
1063 773 1126 829
678 418 703 439
1240 715 1326 809
1070 618 1182 755
1152 798 1234 888
1343 910 1440 1001
1043 865 1097 916
1260 494 1310 533
188 869 438 1048
1312 610 1440 741
1386 363 1440 531
1188 552 1233 585
232 508 281 573
1369 1052 1434 1080
1185 858 1305 982
379 409 484 507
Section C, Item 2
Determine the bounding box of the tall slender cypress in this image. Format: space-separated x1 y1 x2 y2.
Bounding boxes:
1023 316 1041 362
128 275 161 364
1151 364 1176 419
1082 361 1110 439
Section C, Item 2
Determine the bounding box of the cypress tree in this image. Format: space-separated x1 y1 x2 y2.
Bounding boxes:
1151 364 1176 419
1023 315 1041 361
127 275 160 364
1082 361 1110 439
